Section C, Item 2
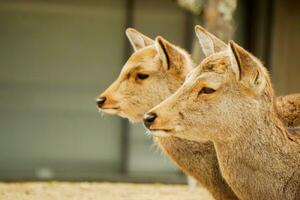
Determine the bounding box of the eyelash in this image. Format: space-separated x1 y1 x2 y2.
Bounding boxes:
137 73 149 80
198 87 216 95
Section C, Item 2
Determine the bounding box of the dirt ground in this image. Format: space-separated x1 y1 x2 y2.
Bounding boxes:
0 182 214 200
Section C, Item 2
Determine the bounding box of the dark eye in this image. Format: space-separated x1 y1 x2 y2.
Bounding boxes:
198 87 216 95
137 73 149 80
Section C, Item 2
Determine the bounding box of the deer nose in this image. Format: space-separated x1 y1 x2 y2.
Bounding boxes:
97 96 106 108
143 112 157 129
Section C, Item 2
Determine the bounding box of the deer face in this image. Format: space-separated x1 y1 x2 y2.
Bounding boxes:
97 29 192 122
144 41 273 142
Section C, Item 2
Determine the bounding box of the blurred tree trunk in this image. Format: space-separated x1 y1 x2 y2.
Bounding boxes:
176 0 237 63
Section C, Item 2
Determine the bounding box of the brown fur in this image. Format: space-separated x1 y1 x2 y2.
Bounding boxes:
98 28 300 200
277 94 300 127
146 39 300 200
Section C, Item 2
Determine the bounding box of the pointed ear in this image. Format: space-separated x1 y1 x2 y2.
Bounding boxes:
125 28 154 51
228 40 266 93
155 36 187 71
195 25 227 57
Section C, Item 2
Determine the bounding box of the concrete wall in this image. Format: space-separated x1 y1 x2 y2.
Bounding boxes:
0 0 187 181
0 0 125 180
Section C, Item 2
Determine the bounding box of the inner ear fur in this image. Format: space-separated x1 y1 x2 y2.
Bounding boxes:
126 28 154 51
155 36 186 72
228 40 266 93
195 25 227 57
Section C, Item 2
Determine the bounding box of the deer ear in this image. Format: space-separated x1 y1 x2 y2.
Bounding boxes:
195 25 227 57
126 28 154 51
228 40 266 93
155 36 186 72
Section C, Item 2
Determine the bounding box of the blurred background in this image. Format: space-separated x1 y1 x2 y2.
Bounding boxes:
0 0 299 183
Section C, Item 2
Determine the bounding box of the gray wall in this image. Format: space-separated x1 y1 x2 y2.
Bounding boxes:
0 0 187 181
0 0 125 180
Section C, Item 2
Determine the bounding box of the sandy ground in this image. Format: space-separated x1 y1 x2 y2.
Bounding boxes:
0 182 214 200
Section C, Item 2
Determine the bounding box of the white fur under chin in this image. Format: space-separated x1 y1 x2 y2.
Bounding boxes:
100 108 118 115
150 130 170 137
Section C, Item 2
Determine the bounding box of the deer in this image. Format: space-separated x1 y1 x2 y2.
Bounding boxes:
144 29 300 199
97 27 300 200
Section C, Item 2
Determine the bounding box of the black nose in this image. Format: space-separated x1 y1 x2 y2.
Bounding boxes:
143 112 157 129
97 96 106 108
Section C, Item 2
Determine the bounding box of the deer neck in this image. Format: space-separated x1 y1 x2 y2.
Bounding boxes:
212 108 300 199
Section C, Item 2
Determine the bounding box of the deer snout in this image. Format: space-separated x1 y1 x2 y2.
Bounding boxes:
143 112 157 129
96 96 106 108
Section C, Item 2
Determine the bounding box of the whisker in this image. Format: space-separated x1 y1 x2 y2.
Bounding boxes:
144 130 153 138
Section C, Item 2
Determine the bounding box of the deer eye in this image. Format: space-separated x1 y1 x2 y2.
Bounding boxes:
198 87 216 95
137 73 149 80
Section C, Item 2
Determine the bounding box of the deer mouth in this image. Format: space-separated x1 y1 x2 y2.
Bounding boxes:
148 129 173 137
99 107 120 115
